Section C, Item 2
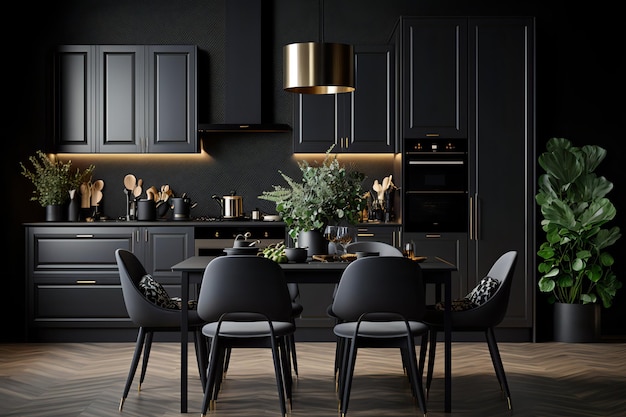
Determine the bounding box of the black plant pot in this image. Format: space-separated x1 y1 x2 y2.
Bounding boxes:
298 230 328 258
45 204 65 222
553 302 601 343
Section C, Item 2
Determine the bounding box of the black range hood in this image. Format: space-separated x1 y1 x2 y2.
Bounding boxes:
199 0 290 133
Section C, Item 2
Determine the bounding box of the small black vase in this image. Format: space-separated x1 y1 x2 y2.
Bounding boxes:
68 195 79 222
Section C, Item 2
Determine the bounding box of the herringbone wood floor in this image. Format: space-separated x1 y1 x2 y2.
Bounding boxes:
1 341 625 417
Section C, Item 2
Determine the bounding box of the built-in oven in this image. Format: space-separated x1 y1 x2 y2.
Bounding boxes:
404 139 468 233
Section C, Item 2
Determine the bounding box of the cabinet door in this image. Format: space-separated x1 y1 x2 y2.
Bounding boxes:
293 45 395 153
96 45 144 152
468 18 534 328
345 45 395 153
401 18 467 139
293 93 338 153
53 45 197 154
142 226 194 290
404 232 469 303
53 45 95 153
145 45 197 153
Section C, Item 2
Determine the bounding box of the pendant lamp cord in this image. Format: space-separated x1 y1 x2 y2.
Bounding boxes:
319 0 324 43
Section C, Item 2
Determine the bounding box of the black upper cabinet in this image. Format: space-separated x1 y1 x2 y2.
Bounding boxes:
53 45 197 153
398 18 467 139
293 44 395 153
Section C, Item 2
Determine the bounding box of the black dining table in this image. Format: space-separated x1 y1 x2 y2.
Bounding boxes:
171 256 456 413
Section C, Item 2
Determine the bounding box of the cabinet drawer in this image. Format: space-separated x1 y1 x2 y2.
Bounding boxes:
356 226 401 246
34 285 128 318
31 230 133 271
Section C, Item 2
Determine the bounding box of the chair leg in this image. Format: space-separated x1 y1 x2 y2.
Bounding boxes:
270 336 288 417
278 336 293 409
287 333 299 377
201 338 224 416
426 329 437 398
418 333 428 379
485 327 512 409
194 330 208 390
138 331 153 390
404 336 427 416
340 337 359 417
119 327 147 411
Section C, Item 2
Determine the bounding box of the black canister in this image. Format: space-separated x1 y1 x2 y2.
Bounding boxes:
171 197 190 221
137 199 156 221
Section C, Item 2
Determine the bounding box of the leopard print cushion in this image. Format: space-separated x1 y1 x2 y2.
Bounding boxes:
139 274 179 309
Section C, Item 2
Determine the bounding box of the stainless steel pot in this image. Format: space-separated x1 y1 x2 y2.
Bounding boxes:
212 192 243 219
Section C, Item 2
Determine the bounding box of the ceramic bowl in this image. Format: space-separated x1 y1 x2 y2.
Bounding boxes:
285 247 308 263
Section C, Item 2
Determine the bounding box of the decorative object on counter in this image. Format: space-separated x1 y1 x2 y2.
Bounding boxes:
536 137 622 342
259 145 365 254
20 150 95 221
123 174 138 220
212 191 244 219
67 189 79 221
137 198 156 221
369 175 397 222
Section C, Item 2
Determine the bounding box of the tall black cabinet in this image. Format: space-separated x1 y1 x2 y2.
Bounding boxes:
396 17 535 336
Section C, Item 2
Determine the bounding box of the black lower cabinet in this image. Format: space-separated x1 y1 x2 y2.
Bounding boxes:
25 225 193 342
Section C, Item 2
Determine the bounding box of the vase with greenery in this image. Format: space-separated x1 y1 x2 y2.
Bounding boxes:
536 138 622 311
259 146 366 248
20 150 95 220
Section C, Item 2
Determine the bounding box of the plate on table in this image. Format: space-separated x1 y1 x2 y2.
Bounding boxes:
263 215 281 222
223 247 260 256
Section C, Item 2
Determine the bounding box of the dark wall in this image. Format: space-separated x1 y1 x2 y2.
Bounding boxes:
6 1 625 341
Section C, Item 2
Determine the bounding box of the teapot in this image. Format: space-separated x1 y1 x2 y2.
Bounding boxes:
212 191 243 219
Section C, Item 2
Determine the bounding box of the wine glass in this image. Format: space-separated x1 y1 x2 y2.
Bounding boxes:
324 225 355 257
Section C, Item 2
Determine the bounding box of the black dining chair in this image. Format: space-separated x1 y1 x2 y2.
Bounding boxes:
331 256 429 417
196 255 296 417
330 241 404 377
287 282 304 377
345 240 404 256
424 250 518 410
114 249 207 412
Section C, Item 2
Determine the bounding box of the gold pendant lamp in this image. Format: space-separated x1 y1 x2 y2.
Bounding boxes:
283 0 354 94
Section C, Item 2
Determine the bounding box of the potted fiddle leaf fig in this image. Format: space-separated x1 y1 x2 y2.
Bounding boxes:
20 150 95 221
259 145 365 254
536 137 621 342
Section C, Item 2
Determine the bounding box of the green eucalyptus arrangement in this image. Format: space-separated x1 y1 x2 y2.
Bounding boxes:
259 146 366 245
20 150 95 207
536 137 621 308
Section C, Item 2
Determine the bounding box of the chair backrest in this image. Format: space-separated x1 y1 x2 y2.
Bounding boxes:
458 251 518 328
331 256 425 322
115 248 181 328
196 255 293 323
345 241 404 257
